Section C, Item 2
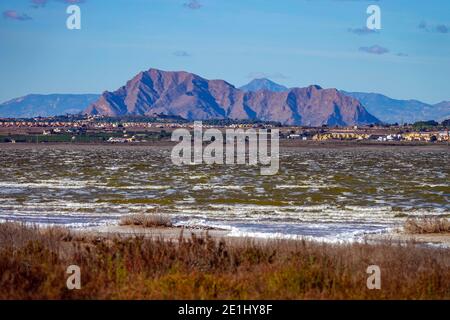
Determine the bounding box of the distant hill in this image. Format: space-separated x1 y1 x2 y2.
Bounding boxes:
239 79 450 124
239 78 288 92
6 74 444 125
0 94 100 118
433 101 450 122
340 91 450 124
85 68 380 126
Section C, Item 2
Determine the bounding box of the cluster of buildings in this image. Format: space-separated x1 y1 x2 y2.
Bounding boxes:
0 119 184 130
402 132 450 142
0 120 265 131
309 131 449 142
0 120 90 129
1 115 449 144
107 137 137 143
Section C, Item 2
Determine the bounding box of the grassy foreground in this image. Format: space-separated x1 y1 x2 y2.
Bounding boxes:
0 223 449 300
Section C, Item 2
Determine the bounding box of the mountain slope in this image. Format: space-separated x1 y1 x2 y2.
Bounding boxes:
85 68 380 126
0 94 100 118
239 78 288 92
239 79 450 124
341 91 450 124
433 101 450 122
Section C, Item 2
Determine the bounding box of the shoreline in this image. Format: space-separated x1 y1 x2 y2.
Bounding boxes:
80 224 450 248
86 225 230 241
366 231 450 247
0 140 449 150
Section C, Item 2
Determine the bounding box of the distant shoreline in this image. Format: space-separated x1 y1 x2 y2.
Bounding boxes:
0 140 449 149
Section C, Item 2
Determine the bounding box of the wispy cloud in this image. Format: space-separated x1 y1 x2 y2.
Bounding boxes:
3 10 32 21
173 50 191 57
247 72 288 80
359 45 389 55
183 0 202 10
435 24 449 34
32 0 84 8
396 52 409 57
62 0 85 3
419 21 449 34
348 27 378 35
418 21 427 30
31 0 47 8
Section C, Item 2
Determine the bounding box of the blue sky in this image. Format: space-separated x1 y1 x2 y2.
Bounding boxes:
0 0 449 104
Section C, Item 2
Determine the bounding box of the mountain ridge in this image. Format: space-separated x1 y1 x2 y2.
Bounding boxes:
341 91 450 124
84 68 380 126
3 73 446 124
237 79 449 123
0 94 99 118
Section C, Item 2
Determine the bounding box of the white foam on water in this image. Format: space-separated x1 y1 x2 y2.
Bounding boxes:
192 184 244 191
223 225 391 244
0 180 89 190
275 184 339 189
1 147 448 245
173 217 395 244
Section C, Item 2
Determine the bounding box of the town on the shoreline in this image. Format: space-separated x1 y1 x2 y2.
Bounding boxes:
0 114 449 144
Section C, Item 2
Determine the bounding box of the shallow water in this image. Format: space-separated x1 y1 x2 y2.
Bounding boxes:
0 145 449 242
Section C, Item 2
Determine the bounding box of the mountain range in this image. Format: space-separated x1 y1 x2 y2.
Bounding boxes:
239 79 450 124
84 68 379 126
0 94 99 118
1 70 448 124
340 91 450 124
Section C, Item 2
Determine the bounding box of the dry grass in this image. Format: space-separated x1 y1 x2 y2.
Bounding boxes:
119 213 172 228
0 222 449 300
404 217 450 234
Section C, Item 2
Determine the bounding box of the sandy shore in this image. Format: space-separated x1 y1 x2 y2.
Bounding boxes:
80 225 450 247
86 225 230 241
80 225 287 247
366 231 450 247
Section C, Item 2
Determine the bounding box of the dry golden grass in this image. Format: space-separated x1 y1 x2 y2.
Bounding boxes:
119 213 172 228
404 217 450 234
0 222 449 300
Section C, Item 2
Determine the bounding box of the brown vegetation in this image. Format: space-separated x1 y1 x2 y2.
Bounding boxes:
119 213 173 228
404 217 450 234
0 222 449 300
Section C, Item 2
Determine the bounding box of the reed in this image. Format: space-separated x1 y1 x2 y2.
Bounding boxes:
0 222 448 300
404 217 450 234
